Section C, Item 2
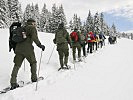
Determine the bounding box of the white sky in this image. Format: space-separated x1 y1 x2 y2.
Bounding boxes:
19 0 133 21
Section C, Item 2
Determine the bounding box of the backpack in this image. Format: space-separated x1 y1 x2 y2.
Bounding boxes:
70 32 78 42
11 26 26 43
99 34 103 39
56 29 67 44
9 22 26 52
80 33 85 41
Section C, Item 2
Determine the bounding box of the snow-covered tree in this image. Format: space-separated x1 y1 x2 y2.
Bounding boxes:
45 11 51 32
34 4 40 30
30 3 36 20
49 4 58 33
0 0 9 28
93 12 101 34
99 13 109 35
7 0 22 23
100 13 104 31
104 24 110 36
69 14 82 30
23 4 31 24
23 4 36 25
69 20 73 31
110 23 117 36
47 4 67 33
23 3 41 30
86 10 93 32
58 4 67 26
18 4 23 22
77 17 82 29
40 3 51 32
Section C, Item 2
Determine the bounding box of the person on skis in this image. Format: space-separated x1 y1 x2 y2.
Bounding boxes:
10 19 45 90
86 31 95 53
70 28 82 62
53 22 71 70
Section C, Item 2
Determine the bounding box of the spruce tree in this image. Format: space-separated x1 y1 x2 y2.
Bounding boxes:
69 20 73 31
93 12 101 34
30 3 36 20
48 4 67 33
99 12 108 35
77 17 82 30
50 4 58 33
7 0 22 23
0 0 9 28
35 4 40 31
45 11 52 33
40 3 50 32
58 4 67 26
69 14 82 31
23 4 31 24
111 23 117 36
86 10 93 32
18 4 23 22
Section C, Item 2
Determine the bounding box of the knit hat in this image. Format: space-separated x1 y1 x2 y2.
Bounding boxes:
27 18 36 23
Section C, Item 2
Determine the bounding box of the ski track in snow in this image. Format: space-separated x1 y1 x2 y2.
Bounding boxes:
0 29 133 100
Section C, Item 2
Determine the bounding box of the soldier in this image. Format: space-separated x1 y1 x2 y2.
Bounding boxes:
53 22 71 70
79 30 87 57
70 28 82 61
86 31 95 53
10 19 45 90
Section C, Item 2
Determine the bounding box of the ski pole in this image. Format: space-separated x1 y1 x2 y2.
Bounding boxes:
73 59 76 70
35 50 43 91
24 59 25 71
47 45 55 64
71 48 76 70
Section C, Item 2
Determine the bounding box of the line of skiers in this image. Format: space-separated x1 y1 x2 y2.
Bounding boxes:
53 22 106 70
9 19 107 90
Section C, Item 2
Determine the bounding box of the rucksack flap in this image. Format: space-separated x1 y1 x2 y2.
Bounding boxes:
12 27 26 43
70 32 78 42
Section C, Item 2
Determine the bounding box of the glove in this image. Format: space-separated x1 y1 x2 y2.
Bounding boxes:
79 41 83 46
70 44 72 48
53 39 56 44
40 45 45 51
69 42 72 48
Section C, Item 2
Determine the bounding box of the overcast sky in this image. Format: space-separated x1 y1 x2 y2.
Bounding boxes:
19 0 133 32
19 0 133 21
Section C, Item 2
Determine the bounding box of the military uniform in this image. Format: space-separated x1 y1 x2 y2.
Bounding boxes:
10 19 44 89
80 31 87 57
71 30 81 61
53 23 71 68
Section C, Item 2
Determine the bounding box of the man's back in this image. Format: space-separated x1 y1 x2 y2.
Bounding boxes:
15 25 41 54
55 28 69 45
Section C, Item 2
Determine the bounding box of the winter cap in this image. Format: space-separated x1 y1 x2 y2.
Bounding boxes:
58 22 64 29
74 28 78 31
27 18 36 25
27 18 36 23
89 31 93 34
11 22 21 27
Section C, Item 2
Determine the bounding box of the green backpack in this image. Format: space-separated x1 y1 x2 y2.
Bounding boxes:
56 29 67 44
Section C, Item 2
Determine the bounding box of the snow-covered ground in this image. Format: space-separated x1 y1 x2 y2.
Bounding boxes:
0 29 133 100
